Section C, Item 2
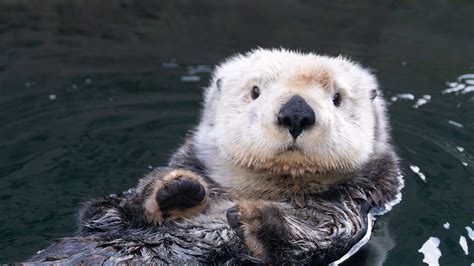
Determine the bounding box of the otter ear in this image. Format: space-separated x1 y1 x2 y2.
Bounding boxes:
370 89 377 100
216 78 222 91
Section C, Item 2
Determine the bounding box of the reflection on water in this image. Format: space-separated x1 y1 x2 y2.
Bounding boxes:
409 165 426 182
443 74 474 95
418 220 474 266
467 226 474 240
418 237 442 266
365 219 396 266
459 236 468 255
0 0 473 264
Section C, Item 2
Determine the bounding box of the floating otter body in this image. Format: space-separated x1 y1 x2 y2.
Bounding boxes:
28 49 403 264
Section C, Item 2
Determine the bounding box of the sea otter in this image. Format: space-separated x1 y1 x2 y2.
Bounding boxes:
28 48 403 264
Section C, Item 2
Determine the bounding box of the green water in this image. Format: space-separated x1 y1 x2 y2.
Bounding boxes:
0 1 473 264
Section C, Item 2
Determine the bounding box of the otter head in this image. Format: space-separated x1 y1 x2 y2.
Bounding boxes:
199 49 387 176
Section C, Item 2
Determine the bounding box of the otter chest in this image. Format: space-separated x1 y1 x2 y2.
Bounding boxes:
232 173 343 207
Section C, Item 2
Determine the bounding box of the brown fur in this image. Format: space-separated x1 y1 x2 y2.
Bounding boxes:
28 147 402 265
232 201 268 259
230 173 346 204
226 145 357 178
285 65 333 89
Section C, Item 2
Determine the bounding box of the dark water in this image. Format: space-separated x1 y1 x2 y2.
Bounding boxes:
0 1 473 264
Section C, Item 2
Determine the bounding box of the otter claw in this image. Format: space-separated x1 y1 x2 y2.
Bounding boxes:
226 206 245 239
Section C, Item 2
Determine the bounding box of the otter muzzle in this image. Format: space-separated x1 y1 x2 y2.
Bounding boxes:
277 95 316 139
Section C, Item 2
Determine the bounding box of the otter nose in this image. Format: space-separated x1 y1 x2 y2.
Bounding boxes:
277 95 316 139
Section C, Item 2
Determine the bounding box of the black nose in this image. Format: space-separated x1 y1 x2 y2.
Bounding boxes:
277 95 316 139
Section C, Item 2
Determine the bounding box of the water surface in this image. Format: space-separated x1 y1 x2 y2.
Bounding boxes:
0 1 473 264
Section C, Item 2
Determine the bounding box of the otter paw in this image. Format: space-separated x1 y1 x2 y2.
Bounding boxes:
226 201 289 262
156 176 206 212
142 169 208 223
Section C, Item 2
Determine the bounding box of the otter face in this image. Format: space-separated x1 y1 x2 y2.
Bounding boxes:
201 49 384 175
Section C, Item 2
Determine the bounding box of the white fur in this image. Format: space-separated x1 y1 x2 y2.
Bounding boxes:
194 48 389 187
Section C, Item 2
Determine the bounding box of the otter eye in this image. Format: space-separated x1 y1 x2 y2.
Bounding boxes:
370 89 377 100
251 86 260 100
333 93 342 107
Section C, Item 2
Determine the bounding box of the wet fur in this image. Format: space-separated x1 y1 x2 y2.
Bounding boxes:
28 49 403 264
28 147 401 264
